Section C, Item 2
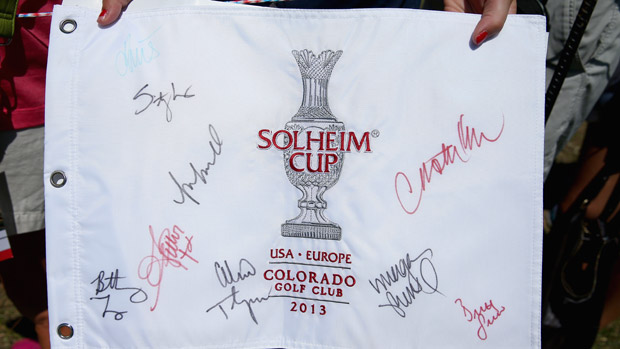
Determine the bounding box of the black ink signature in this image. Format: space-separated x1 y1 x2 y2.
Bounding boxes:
133 82 195 122
206 258 269 324
89 269 148 320
215 259 257 288
206 286 272 325
169 124 223 205
369 249 443 318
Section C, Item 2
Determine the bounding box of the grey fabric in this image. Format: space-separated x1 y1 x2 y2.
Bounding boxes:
544 0 620 178
0 126 45 235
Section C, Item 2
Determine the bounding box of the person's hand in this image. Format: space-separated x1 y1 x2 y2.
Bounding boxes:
97 0 132 26
444 0 517 46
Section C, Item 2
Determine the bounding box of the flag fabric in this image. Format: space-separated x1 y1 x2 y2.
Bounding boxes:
45 0 547 347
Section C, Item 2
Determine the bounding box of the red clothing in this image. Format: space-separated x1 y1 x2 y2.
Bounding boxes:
0 0 62 131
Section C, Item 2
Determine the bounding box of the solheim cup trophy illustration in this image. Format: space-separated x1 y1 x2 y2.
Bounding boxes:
281 49 345 241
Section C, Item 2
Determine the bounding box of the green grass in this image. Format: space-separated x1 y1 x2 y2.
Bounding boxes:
594 318 620 349
0 284 24 348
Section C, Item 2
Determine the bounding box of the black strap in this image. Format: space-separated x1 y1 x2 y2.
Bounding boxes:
545 0 598 123
563 165 612 219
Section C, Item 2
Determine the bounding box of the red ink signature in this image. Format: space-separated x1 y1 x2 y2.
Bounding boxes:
137 225 198 311
395 114 504 214
454 298 506 340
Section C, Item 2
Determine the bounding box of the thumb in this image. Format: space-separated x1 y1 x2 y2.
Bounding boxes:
97 0 130 26
471 0 516 45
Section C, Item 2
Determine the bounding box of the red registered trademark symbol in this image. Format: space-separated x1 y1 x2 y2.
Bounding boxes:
371 129 380 138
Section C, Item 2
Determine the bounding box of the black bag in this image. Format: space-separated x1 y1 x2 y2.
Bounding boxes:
542 168 620 348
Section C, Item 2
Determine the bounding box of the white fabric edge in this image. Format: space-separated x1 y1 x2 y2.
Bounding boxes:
44 6 89 348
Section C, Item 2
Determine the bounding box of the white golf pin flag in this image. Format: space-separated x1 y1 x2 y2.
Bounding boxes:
45 0 547 347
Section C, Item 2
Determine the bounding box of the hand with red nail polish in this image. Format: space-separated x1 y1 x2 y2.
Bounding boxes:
444 0 517 46
97 0 133 26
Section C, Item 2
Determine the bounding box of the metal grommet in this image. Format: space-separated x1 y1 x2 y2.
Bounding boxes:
50 170 67 188
57 323 74 339
60 19 77 34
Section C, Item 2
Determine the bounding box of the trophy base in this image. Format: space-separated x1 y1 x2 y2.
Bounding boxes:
281 223 341 240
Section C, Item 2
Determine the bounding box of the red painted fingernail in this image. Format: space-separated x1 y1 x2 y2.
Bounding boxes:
475 31 488 45
98 9 108 20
